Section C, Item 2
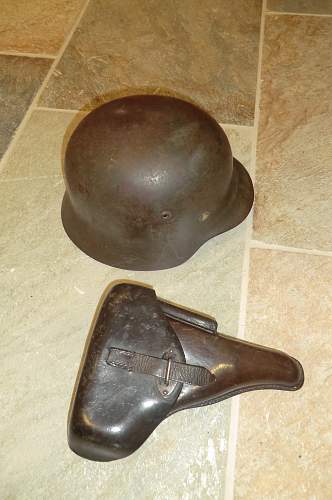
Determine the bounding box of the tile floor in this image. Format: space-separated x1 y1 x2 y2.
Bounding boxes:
0 1 331 499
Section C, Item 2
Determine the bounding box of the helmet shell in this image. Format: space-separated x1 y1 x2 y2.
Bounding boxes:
62 95 254 270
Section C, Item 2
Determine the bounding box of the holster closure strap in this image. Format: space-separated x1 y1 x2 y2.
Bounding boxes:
107 348 215 387
159 300 217 334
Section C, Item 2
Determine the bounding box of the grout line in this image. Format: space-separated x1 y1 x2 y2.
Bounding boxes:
225 395 240 497
0 0 91 176
35 106 78 114
0 174 61 184
0 50 56 59
219 122 254 131
224 1 267 499
250 240 332 257
266 10 332 18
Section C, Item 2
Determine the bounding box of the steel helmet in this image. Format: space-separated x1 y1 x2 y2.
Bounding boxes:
62 94 254 270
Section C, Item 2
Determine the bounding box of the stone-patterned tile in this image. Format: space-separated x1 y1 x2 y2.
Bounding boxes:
0 55 51 160
1 110 79 179
253 15 332 251
0 110 253 496
267 0 332 15
223 125 253 168
39 0 262 125
235 249 332 500
0 0 86 55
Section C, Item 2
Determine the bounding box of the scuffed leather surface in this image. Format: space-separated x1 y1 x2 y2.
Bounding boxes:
68 284 184 461
68 283 303 461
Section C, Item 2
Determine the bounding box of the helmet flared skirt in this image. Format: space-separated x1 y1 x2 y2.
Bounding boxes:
61 157 254 270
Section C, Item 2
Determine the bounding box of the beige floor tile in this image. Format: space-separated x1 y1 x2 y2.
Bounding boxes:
1 110 77 179
253 15 332 251
0 0 86 55
0 111 253 497
38 0 262 125
223 125 253 169
267 0 332 14
235 249 332 500
0 55 51 160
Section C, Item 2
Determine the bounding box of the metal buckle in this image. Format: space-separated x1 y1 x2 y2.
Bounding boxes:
164 357 172 386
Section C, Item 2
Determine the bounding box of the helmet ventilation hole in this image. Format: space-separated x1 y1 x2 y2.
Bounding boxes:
161 210 172 221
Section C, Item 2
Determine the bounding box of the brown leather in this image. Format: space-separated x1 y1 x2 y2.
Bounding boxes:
159 300 217 333
68 283 304 462
169 320 303 413
107 348 215 386
62 94 254 270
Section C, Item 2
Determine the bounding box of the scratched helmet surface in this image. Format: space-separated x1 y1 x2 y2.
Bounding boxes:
62 94 254 270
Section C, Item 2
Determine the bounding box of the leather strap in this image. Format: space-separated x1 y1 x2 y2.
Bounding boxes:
107 348 215 387
159 300 217 334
